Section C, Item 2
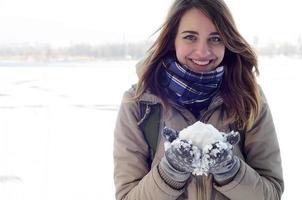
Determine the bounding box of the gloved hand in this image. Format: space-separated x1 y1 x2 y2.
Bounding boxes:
203 131 239 170
203 131 241 184
178 121 240 176
158 127 202 188
162 127 202 173
159 123 241 187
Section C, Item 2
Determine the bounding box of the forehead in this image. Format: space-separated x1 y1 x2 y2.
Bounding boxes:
178 8 217 33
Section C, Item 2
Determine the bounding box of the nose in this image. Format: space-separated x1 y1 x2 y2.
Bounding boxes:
194 41 212 57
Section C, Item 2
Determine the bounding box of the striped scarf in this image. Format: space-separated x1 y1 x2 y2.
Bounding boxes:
160 55 224 107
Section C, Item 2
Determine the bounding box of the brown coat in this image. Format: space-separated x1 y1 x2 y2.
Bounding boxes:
113 86 284 200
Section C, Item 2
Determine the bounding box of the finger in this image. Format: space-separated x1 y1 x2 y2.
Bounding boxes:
172 140 202 165
166 141 195 172
207 148 228 166
209 156 235 174
162 127 179 142
205 142 232 166
226 131 240 145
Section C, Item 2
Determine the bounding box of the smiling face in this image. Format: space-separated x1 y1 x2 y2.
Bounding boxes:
174 8 225 73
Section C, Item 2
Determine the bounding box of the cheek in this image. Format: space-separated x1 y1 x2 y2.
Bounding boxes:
175 43 191 63
175 47 185 63
214 46 225 62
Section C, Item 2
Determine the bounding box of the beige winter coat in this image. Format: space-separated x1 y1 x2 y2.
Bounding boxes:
113 86 284 200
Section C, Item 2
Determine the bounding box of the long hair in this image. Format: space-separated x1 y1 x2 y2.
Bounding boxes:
134 0 261 131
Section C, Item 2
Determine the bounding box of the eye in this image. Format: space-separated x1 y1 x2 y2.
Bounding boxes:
209 36 222 44
183 35 197 42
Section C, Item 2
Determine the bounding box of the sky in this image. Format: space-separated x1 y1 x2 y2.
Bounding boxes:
0 0 301 47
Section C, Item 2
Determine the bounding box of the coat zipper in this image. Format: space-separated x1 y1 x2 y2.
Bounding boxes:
197 98 222 200
197 176 202 200
197 176 208 200
203 176 207 200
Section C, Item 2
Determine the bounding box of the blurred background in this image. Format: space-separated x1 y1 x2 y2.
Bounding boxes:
0 0 301 199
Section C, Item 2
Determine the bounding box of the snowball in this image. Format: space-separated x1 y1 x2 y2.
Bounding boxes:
179 121 226 149
177 121 232 176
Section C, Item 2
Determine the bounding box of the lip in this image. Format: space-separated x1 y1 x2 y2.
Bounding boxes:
187 58 214 72
192 59 211 66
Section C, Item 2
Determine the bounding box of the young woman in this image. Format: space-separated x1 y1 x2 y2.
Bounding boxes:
113 0 284 199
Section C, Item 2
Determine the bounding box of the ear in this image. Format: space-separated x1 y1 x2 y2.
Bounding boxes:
162 127 179 142
226 131 240 145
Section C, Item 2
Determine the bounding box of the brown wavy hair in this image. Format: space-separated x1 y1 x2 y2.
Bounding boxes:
134 0 261 131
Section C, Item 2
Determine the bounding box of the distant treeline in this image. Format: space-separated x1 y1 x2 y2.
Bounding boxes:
257 42 302 57
0 40 301 62
0 42 152 62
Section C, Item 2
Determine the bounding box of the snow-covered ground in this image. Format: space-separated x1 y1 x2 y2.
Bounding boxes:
0 57 300 199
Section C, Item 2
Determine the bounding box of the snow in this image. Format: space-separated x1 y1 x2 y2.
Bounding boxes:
0 60 137 200
178 121 233 175
0 56 301 199
179 121 226 149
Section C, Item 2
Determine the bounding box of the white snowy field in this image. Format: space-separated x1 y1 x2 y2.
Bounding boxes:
0 57 301 200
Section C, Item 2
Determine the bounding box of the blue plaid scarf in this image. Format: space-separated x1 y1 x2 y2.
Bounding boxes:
160 55 224 107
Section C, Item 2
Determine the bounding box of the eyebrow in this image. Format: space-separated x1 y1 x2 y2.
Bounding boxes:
181 30 199 35
181 31 220 36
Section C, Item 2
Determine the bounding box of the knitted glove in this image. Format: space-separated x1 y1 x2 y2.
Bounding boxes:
163 127 202 172
158 127 202 189
204 131 241 184
178 121 240 176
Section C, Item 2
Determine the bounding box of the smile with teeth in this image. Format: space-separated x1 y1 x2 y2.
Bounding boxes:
192 59 211 66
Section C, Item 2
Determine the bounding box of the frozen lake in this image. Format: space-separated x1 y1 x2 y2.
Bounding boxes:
0 57 301 199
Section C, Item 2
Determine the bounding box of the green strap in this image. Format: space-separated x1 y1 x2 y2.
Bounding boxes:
138 102 161 164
